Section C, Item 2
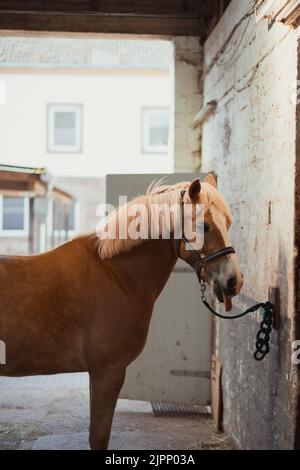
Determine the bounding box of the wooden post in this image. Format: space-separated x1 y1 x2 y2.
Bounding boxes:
268 287 280 330
211 354 223 431
28 197 35 254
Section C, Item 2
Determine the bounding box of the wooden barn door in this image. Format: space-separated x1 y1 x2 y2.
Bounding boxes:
106 174 211 405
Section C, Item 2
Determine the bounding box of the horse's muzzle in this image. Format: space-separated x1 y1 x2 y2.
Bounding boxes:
213 280 238 312
213 281 226 303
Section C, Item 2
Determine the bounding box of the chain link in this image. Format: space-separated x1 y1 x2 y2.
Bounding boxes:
253 304 274 361
200 278 206 302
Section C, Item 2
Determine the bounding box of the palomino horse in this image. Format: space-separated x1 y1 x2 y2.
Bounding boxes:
0 174 243 449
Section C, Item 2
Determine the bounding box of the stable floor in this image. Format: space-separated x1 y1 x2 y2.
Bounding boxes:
0 374 233 450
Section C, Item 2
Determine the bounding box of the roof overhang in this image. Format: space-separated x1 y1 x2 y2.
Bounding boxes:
0 169 47 197
0 166 75 202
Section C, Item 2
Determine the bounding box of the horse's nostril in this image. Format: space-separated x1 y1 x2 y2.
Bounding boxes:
227 276 237 292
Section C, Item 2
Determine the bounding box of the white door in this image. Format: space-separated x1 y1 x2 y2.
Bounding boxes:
120 259 211 405
106 174 211 405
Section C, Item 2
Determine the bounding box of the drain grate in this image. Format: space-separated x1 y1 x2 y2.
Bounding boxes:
151 401 210 417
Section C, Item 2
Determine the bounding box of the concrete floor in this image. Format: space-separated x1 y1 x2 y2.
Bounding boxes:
0 373 233 450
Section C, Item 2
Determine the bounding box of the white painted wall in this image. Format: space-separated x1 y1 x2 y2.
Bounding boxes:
172 37 203 173
0 70 172 177
202 0 298 450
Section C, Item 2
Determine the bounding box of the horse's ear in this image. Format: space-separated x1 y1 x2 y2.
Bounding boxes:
204 173 217 188
188 179 201 202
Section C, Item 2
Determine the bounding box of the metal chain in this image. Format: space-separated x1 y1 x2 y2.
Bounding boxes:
253 304 274 361
200 278 207 303
199 275 274 361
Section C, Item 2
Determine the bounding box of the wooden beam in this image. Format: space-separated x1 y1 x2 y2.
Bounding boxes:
0 0 216 36
0 180 29 192
0 171 47 196
28 177 47 197
0 12 206 36
193 100 217 129
211 355 223 431
275 0 300 27
0 1 215 17
0 189 36 197
53 186 74 204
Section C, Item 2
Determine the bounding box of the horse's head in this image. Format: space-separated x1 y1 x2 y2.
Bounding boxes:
179 174 243 311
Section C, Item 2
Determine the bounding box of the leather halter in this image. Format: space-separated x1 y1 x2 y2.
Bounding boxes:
175 190 235 280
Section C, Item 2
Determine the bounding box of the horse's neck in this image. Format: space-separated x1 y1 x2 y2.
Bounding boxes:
110 239 177 302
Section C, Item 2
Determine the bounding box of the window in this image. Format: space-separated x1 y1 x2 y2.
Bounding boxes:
0 196 29 236
142 107 169 154
47 104 82 153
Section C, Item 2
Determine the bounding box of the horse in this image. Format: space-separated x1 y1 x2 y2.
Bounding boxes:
0 174 243 449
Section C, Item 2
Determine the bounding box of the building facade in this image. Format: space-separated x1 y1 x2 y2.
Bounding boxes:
0 38 173 237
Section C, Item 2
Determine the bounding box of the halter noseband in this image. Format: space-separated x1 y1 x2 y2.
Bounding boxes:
175 190 235 280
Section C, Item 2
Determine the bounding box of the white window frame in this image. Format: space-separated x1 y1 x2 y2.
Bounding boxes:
47 104 83 153
142 107 169 154
0 195 29 237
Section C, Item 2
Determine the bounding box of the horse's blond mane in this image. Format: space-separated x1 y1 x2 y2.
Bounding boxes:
96 179 225 260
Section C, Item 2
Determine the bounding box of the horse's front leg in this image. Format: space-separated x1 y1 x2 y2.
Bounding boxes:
89 367 126 450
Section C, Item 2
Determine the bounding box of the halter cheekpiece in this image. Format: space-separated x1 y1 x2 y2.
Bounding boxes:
175 189 235 280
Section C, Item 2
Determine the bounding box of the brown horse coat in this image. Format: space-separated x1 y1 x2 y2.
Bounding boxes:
0 176 243 449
